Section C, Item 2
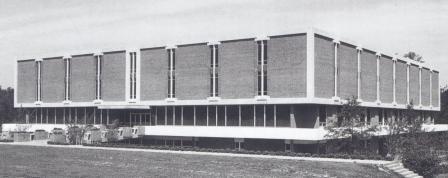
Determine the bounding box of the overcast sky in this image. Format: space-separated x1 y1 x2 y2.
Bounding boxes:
0 0 447 88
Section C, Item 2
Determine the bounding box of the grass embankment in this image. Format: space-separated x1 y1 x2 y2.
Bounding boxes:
0 144 398 177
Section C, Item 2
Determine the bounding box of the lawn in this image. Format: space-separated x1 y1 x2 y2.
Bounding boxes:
0 144 398 177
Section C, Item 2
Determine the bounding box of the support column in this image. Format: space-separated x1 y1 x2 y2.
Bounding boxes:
419 66 422 107
173 106 175 126
107 109 109 125
253 105 256 127
263 105 266 127
392 58 397 105
332 40 340 101
155 107 158 125
63 108 65 124
46 108 48 124
181 106 184 126
356 46 362 101
407 63 410 104
100 109 103 125
164 106 167 125
274 105 277 127
84 107 87 125
430 70 433 107
224 106 227 126
376 52 381 104
215 106 218 126
193 106 196 126
93 108 96 125
54 108 57 124
40 108 43 124
206 106 209 126
238 105 241 127
75 108 78 124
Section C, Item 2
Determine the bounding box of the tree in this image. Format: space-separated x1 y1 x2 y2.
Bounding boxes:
403 51 424 63
325 96 378 153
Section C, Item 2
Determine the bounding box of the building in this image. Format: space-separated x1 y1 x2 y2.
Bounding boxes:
6 29 444 152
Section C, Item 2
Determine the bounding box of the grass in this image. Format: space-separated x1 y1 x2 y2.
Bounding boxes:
0 144 398 177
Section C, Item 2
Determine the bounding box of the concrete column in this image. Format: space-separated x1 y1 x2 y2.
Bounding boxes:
75 108 78 124
181 106 184 126
253 105 256 127
376 52 381 104
155 107 158 125
40 108 43 124
392 58 397 105
407 63 410 104
419 67 422 107
54 108 57 124
107 109 109 125
332 40 340 101
164 106 167 125
289 105 296 128
238 105 241 126
215 106 218 126
84 107 87 125
430 70 433 107
263 105 266 127
63 108 65 124
224 106 227 126
46 108 48 124
100 109 103 125
274 105 277 127
173 106 175 126
206 106 209 126
193 106 196 126
93 108 96 125
357 46 362 101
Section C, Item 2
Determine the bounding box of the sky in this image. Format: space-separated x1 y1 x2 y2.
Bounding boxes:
0 0 447 88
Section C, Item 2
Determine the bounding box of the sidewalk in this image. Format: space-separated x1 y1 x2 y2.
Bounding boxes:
0 140 391 165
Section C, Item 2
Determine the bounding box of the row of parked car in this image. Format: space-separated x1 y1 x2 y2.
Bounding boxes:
0 126 146 144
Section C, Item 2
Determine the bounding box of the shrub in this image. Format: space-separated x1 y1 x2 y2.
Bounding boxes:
402 149 442 178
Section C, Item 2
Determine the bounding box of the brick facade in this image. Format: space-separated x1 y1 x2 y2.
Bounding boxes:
267 34 307 98
337 42 358 99
140 48 168 101
17 60 36 103
395 60 407 104
379 56 393 103
360 50 377 102
421 68 431 106
71 54 96 102
41 58 65 102
102 51 126 101
432 72 439 107
219 39 257 99
175 44 210 100
314 35 334 98
409 64 419 105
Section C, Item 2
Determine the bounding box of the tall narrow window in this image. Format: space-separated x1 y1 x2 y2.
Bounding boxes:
95 54 102 100
167 49 176 98
129 52 137 99
257 40 267 96
36 60 42 102
64 57 71 101
209 44 219 97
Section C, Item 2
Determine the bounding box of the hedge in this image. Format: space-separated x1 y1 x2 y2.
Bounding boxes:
82 142 392 161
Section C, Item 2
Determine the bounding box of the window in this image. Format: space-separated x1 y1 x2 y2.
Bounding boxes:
167 49 176 98
129 52 137 99
64 58 71 101
366 109 371 125
209 44 219 97
319 106 326 126
95 55 102 100
35 61 42 102
257 40 268 96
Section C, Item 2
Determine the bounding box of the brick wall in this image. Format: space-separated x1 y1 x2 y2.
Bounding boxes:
314 35 335 98
219 39 257 99
41 58 65 102
360 50 377 102
17 60 36 103
379 56 393 103
267 34 307 98
421 68 430 106
337 42 358 99
140 48 168 100
432 72 439 107
71 55 96 102
409 64 419 105
102 51 126 101
395 60 407 104
175 44 210 100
